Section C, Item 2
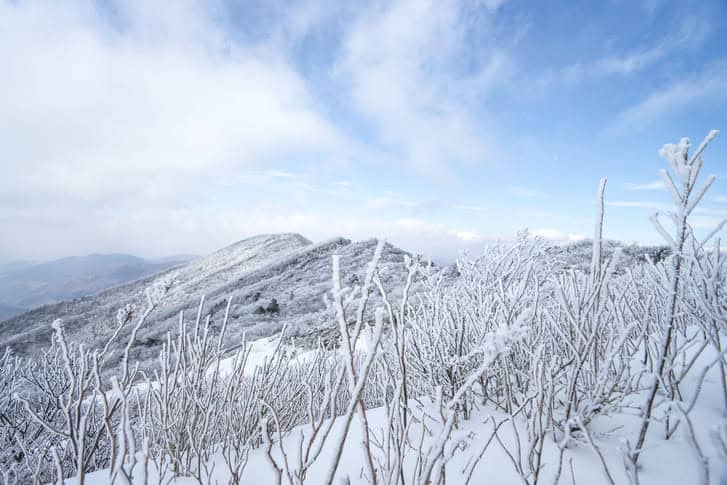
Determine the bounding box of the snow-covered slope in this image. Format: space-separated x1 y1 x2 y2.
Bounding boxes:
546 239 670 273
0 233 410 372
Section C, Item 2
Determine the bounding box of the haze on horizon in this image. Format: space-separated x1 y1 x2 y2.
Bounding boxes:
1 0 726 263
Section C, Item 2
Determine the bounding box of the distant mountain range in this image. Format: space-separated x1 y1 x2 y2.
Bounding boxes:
0 253 195 320
0 303 26 322
0 234 411 373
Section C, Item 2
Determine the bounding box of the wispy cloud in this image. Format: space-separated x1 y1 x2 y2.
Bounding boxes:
694 207 727 217
608 201 669 210
0 1 361 258
606 60 727 134
388 218 486 253
625 180 664 191
1 0 723 260
335 0 509 177
690 215 727 230
607 201 726 217
557 13 710 84
0 2 351 201
450 230 482 242
529 228 585 242
563 45 667 82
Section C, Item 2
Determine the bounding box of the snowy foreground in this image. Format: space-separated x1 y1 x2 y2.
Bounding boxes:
1 132 726 485
78 342 727 485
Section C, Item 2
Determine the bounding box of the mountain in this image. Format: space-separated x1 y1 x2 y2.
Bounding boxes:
0 253 195 317
0 234 411 372
0 260 37 274
546 239 670 273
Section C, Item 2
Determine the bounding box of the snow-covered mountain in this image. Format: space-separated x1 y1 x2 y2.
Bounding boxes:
546 239 671 273
0 233 411 371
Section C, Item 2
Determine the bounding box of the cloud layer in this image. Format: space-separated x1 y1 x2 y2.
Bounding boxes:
1 0 725 261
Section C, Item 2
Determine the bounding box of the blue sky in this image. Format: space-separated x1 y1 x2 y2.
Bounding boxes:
1 0 726 261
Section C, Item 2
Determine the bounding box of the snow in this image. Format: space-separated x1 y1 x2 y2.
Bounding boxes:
214 335 292 378
73 345 727 485
64 325 727 485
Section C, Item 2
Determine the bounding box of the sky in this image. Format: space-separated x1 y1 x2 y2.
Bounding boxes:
1 0 726 263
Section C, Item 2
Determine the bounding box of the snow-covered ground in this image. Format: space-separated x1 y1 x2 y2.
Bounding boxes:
75 340 727 485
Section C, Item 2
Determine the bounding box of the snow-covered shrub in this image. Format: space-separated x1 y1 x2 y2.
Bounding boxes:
629 131 723 466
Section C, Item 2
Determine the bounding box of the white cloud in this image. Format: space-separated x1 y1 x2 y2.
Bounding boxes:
606 60 727 134
334 0 509 176
563 45 667 82
529 228 585 242
0 0 360 259
608 201 669 210
449 230 482 242
0 2 359 194
625 180 664 191
694 207 727 217
9 0 707 261
378 218 488 259
608 201 727 218
559 13 710 84
0 0 519 261
690 215 727 231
